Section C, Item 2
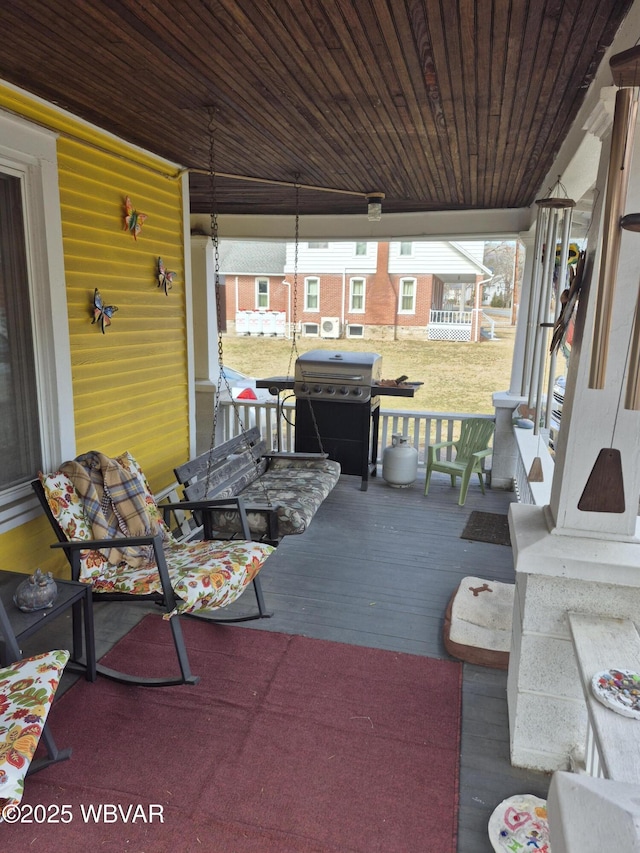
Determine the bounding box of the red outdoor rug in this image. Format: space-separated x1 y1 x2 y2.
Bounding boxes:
5 617 462 852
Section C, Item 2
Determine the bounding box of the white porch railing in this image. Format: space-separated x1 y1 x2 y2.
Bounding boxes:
428 309 473 342
429 309 474 324
218 399 493 467
480 312 496 340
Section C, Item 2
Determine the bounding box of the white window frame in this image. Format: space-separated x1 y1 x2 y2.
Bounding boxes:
304 277 320 312
398 278 417 314
399 241 413 256
0 111 74 532
255 277 269 309
349 277 366 313
355 241 367 256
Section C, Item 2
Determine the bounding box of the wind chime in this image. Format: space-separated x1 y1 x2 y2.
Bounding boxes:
578 45 640 513
522 187 575 483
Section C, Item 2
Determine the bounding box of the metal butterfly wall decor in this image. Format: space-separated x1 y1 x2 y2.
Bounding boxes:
157 257 176 295
123 195 147 240
92 288 118 333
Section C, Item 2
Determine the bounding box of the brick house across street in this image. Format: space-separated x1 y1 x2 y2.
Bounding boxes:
218 239 493 342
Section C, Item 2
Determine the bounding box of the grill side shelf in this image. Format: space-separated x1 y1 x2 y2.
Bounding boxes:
256 377 294 391
371 384 419 397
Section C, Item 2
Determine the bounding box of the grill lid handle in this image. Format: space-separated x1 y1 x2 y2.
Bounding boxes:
300 371 365 381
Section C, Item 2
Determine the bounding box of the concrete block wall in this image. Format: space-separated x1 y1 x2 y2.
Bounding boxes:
508 504 640 772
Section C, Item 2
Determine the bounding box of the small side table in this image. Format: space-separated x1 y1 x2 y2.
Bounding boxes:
0 570 96 681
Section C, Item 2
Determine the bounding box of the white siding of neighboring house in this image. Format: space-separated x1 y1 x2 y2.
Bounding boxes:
284 241 378 274
388 241 489 275
452 241 487 263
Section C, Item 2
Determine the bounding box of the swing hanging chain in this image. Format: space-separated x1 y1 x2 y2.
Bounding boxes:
204 108 273 513
205 109 221 494
305 396 326 456
286 177 301 380
282 176 326 456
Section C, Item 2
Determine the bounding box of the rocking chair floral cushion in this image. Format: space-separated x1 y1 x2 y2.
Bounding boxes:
0 650 70 813
38 454 274 616
37 471 94 544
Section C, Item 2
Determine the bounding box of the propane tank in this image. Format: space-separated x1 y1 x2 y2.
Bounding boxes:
382 433 419 488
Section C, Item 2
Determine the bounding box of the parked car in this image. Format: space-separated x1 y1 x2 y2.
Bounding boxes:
219 366 278 404
549 375 565 450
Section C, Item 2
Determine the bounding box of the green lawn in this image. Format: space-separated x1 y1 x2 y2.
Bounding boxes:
220 325 516 414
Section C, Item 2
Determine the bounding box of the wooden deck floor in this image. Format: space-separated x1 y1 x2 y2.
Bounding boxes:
18 469 550 852
240 470 551 852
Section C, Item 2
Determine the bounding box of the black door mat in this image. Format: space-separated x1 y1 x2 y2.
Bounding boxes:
461 511 511 546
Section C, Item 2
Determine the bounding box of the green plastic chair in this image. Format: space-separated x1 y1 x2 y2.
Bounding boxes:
424 418 495 506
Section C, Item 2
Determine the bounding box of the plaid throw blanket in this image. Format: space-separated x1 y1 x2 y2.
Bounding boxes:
61 451 157 568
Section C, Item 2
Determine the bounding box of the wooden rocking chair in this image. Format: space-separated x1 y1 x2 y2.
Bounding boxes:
32 451 275 688
424 417 495 506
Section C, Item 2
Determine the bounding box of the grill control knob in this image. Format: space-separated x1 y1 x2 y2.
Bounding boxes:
300 383 309 393
313 384 323 394
325 386 336 395
351 387 363 397
339 386 349 396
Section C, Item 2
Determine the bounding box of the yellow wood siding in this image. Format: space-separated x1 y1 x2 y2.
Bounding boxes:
0 84 190 576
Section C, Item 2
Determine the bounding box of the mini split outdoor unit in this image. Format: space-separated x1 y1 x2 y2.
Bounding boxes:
320 317 340 338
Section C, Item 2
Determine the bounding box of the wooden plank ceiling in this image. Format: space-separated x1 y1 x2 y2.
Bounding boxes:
0 0 633 217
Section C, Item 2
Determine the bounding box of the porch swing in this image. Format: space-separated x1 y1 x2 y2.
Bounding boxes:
174 117 341 546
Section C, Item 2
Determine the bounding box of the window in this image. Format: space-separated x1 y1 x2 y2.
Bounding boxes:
399 278 416 313
349 278 365 312
399 241 413 256
0 175 41 489
256 277 269 309
355 242 367 256
307 242 328 249
0 113 73 531
302 323 319 336
305 277 319 311
347 324 364 338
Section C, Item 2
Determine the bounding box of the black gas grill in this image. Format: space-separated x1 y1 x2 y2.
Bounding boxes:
294 351 382 489
258 350 417 490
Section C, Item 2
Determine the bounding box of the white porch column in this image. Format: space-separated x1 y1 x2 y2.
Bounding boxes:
191 234 219 383
550 89 640 537
190 234 221 454
508 87 640 772
509 232 536 396
490 233 534 489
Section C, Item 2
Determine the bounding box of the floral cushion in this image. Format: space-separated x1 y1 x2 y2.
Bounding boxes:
39 457 274 615
39 471 111 577
38 471 93 542
0 650 69 813
208 457 341 539
79 537 272 613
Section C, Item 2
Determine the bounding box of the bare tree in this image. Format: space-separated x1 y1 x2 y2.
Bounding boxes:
483 241 525 319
